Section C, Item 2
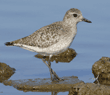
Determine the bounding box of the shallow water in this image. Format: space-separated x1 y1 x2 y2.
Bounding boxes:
0 0 110 95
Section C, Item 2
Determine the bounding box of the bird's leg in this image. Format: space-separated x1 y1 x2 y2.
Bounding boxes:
48 60 53 81
49 55 63 81
42 56 62 81
42 59 61 81
48 55 55 81
48 60 61 81
51 91 58 95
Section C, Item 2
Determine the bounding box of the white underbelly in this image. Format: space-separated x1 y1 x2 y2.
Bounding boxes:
14 35 74 56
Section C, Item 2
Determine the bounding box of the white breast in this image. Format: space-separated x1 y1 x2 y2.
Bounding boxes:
14 32 76 56
14 25 77 56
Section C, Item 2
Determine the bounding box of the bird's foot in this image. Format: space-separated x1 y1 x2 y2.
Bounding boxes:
51 74 64 82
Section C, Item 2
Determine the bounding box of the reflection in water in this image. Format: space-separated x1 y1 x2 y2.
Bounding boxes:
1 48 80 95
1 56 110 94
3 76 84 93
35 48 77 81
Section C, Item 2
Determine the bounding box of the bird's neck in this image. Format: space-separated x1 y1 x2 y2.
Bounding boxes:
63 20 77 36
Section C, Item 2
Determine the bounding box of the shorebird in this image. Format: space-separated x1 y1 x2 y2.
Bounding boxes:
5 8 91 81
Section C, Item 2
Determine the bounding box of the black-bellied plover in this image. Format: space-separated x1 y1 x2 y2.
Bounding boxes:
5 8 92 81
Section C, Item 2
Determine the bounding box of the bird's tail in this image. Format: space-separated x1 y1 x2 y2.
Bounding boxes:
5 42 14 46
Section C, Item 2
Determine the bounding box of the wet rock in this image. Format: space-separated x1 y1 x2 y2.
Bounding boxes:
3 76 84 92
69 83 110 95
92 57 110 85
35 48 77 63
0 62 15 82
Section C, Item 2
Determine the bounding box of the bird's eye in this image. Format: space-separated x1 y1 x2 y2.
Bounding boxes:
73 14 77 17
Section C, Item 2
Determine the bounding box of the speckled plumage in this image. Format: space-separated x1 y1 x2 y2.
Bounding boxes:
5 8 91 81
5 8 91 56
12 21 68 48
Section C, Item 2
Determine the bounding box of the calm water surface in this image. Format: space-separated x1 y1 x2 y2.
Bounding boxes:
0 0 110 95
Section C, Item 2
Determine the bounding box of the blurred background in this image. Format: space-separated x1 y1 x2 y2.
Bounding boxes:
0 0 110 95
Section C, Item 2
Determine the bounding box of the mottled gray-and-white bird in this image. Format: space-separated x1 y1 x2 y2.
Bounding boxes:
5 8 92 81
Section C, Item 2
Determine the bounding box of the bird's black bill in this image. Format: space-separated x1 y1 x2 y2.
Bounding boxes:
5 42 13 46
82 18 92 23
